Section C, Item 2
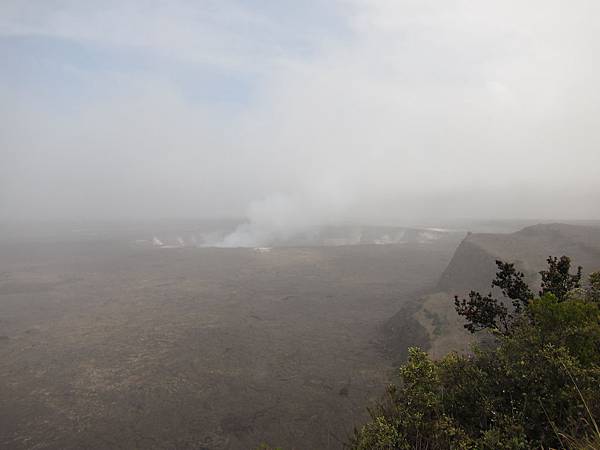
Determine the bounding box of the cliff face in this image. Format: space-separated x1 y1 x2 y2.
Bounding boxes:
438 223 600 297
385 223 600 360
436 236 498 294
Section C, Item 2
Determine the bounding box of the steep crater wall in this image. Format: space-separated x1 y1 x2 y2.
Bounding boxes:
384 223 600 360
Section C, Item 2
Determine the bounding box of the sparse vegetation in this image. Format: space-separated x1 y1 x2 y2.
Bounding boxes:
350 257 600 449
422 308 445 336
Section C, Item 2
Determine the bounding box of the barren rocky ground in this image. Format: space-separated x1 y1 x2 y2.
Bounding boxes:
0 235 461 449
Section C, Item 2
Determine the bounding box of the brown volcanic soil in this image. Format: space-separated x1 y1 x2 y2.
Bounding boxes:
0 238 460 449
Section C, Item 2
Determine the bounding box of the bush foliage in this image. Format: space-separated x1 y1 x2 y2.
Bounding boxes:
350 257 600 449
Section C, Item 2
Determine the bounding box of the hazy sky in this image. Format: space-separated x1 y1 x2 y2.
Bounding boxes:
2 0 599 227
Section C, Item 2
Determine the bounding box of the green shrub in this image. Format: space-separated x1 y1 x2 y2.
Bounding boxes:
350 262 600 449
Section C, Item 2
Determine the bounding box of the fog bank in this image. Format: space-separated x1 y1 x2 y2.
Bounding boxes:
2 1 599 235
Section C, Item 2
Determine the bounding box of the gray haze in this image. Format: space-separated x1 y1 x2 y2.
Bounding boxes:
2 1 600 237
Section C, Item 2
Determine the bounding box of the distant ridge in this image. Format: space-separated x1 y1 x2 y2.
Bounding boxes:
438 223 600 295
385 223 600 360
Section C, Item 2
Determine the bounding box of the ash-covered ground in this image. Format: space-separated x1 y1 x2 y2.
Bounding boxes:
0 223 463 449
